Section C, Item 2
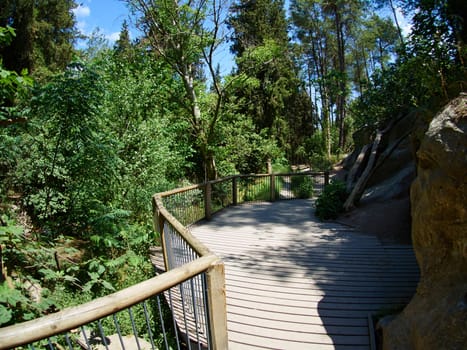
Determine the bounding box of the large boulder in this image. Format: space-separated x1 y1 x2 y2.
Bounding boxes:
382 94 467 349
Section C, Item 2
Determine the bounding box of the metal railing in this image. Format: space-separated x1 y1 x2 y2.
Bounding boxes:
0 254 223 350
152 193 227 349
0 171 327 350
0 196 228 350
158 172 329 225
151 172 327 348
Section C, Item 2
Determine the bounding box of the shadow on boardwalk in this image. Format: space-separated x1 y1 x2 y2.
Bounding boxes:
190 199 419 349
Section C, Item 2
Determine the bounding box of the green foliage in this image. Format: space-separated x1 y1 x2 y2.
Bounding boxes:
228 0 313 162
0 206 154 326
0 281 52 327
291 176 314 199
315 180 347 220
216 115 282 175
98 50 191 220
0 0 77 77
0 214 58 326
241 177 279 202
0 26 33 116
349 0 466 135
15 62 119 233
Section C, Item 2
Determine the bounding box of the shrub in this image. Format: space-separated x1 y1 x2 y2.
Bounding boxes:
315 180 347 220
291 175 314 199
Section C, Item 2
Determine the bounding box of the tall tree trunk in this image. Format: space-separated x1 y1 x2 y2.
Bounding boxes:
323 107 331 157
389 0 405 50
334 6 347 150
181 66 218 181
361 46 370 83
311 29 331 157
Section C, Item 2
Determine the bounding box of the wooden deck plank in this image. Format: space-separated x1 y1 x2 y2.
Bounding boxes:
188 199 419 349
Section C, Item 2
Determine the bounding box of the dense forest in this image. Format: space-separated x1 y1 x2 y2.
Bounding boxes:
0 0 465 326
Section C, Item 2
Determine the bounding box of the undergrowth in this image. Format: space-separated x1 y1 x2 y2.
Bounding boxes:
315 180 347 220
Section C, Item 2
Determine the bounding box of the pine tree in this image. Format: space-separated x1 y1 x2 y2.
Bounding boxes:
114 20 132 56
229 0 289 59
228 0 313 162
0 0 77 76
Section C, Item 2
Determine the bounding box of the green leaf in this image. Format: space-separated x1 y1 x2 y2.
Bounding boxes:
101 280 115 291
87 272 99 281
0 304 12 325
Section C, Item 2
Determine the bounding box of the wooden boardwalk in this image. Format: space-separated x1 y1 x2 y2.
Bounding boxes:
189 199 419 350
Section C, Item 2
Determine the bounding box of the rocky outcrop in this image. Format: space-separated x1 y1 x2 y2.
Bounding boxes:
338 111 422 242
382 94 467 349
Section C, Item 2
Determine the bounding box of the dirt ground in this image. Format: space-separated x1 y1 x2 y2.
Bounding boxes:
335 197 412 245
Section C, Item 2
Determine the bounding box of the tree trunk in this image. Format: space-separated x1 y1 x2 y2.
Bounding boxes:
334 7 347 150
346 144 370 192
343 114 408 210
343 130 382 211
389 0 405 50
181 67 218 181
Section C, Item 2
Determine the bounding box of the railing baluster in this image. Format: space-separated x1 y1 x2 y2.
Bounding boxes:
97 320 110 350
112 313 126 350
142 301 156 350
80 326 91 350
64 333 73 350
128 306 141 350
156 294 170 350
167 289 181 350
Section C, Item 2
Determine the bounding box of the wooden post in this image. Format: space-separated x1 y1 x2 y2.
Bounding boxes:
324 171 330 186
232 176 238 206
270 174 276 201
206 260 228 349
204 182 212 220
152 196 169 270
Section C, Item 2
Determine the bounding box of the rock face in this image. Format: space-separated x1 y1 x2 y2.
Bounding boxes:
338 112 420 243
382 94 467 349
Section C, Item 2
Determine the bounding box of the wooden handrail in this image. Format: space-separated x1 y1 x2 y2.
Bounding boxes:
0 254 220 350
1 172 326 350
153 188 228 349
153 194 213 257
156 172 325 198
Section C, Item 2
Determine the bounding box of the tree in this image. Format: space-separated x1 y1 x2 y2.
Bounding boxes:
0 0 78 77
291 0 333 157
291 0 395 155
349 13 399 93
15 63 119 233
373 0 407 50
0 26 32 198
114 20 132 55
229 0 289 58
228 0 313 163
0 26 32 119
127 0 231 181
99 45 191 219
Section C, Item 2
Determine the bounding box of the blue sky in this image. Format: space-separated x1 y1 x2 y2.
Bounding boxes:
72 0 236 74
71 0 410 76
73 0 133 47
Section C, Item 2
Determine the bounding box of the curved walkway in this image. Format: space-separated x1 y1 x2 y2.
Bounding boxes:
189 199 419 350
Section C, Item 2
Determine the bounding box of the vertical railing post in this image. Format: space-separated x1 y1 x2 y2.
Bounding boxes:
152 196 169 270
270 174 276 201
324 171 330 186
204 182 212 220
232 176 238 206
206 260 228 349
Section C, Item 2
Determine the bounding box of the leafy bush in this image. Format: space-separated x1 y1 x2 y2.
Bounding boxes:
315 180 347 220
291 176 314 199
